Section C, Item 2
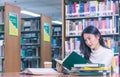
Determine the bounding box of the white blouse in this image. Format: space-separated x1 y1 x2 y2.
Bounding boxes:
90 46 114 67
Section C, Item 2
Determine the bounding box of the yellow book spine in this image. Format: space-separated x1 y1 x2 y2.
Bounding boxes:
82 67 111 71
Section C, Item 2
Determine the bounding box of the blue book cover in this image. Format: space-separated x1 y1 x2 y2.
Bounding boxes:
68 3 72 17
79 3 84 16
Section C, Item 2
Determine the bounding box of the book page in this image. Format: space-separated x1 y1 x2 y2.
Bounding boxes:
22 68 59 75
55 59 63 65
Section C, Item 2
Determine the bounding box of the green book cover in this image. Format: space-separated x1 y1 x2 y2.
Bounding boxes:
62 51 87 70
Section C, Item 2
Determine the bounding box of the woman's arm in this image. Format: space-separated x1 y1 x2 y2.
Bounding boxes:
100 50 114 67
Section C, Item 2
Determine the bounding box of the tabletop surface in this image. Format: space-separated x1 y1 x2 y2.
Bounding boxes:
0 72 119 77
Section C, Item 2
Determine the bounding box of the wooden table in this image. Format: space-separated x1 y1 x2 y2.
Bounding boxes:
0 72 119 77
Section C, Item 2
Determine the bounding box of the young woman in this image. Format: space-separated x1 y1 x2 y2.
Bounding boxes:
56 25 114 73
80 25 114 67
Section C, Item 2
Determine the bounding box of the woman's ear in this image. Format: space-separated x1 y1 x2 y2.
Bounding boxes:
96 34 100 40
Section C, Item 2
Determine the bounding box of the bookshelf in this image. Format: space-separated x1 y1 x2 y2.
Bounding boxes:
0 3 21 72
62 0 120 73
21 14 52 69
21 17 40 70
51 25 62 68
62 0 120 58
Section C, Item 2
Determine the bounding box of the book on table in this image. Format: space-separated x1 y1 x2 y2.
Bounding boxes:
21 68 59 75
73 63 106 71
74 63 105 68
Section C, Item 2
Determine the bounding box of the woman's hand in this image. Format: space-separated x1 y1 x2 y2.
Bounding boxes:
56 62 63 73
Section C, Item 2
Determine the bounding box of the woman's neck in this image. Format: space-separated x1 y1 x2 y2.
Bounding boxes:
92 43 100 51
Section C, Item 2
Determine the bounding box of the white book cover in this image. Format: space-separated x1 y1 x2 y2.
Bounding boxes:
0 10 2 23
76 4 79 15
74 64 104 68
65 41 70 56
65 5 68 17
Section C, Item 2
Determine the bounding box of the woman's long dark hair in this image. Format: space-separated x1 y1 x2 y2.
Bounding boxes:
80 26 106 61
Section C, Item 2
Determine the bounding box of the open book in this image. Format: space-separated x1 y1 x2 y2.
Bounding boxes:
21 68 59 75
55 51 87 70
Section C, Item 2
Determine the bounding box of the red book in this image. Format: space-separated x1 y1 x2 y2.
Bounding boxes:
84 3 88 16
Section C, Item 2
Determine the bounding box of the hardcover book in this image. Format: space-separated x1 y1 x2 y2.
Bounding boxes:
55 51 87 70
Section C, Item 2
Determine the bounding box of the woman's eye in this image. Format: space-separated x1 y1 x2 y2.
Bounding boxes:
88 38 91 40
84 39 87 42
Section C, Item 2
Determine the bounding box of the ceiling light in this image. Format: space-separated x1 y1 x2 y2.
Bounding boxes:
21 10 40 17
52 21 62 24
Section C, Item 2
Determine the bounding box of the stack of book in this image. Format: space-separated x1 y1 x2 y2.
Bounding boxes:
55 51 111 76
70 64 111 76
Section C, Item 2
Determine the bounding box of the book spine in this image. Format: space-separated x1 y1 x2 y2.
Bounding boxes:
74 64 105 68
79 3 84 17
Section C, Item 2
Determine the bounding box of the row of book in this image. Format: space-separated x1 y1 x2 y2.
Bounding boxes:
21 46 40 70
21 37 40 44
21 33 39 38
52 26 62 36
65 37 119 57
0 8 4 42
0 40 4 72
21 48 39 58
21 59 40 70
0 25 4 32
66 16 118 36
21 19 40 31
65 38 80 56
0 40 4 57
52 48 62 59
66 0 118 18
0 8 4 23
104 37 120 53
52 37 62 47
112 55 119 73
0 59 3 72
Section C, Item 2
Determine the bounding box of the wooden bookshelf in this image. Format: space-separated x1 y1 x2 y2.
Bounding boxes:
51 25 62 68
21 17 40 70
62 0 120 74
40 14 52 67
62 0 65 59
62 0 120 58
0 2 21 72
21 14 52 68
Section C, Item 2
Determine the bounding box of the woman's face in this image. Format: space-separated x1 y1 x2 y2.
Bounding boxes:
83 33 100 50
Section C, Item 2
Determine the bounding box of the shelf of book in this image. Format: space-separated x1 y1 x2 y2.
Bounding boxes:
0 2 21 72
21 17 41 70
62 0 120 57
66 16 119 36
66 14 119 20
0 7 4 45
51 25 62 68
0 6 4 24
21 15 52 69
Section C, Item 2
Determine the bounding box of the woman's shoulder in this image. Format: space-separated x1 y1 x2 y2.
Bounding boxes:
102 46 114 54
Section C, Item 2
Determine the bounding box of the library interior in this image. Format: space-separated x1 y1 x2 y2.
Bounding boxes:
0 0 120 77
